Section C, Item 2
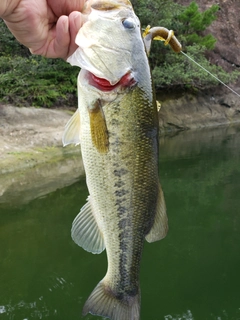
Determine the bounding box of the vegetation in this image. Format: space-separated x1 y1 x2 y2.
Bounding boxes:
0 22 79 107
0 1 239 107
0 54 79 107
133 0 239 91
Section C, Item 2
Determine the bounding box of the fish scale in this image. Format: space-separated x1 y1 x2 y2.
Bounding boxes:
78 85 164 319
63 0 170 319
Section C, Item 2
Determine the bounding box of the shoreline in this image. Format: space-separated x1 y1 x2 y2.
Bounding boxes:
0 105 84 204
0 105 82 173
1 91 240 203
158 90 240 133
2 89 240 169
1 89 240 173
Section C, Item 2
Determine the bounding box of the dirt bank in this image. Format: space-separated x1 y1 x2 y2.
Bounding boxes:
2 90 240 172
1 95 240 203
0 105 84 204
0 105 82 173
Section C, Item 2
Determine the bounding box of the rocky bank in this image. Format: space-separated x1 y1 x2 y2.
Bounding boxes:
1 88 240 174
158 91 240 133
176 0 240 75
1 93 240 203
159 0 240 132
206 0 240 72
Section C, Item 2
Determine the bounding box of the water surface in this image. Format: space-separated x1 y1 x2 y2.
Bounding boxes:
1 125 240 320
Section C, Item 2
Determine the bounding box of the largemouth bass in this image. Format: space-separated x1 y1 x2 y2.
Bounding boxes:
63 0 181 319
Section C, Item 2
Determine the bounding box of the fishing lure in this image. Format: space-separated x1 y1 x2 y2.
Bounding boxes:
143 25 182 54
143 26 240 98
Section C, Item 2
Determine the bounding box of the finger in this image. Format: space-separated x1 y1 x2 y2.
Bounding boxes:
67 11 85 58
52 15 71 59
51 0 87 17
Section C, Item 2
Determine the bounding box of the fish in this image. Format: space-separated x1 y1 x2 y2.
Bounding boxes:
63 0 181 319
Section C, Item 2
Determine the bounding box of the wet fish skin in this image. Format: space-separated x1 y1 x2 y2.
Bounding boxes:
63 1 168 319
79 86 166 320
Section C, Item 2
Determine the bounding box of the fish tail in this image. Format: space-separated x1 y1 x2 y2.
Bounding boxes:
82 280 140 320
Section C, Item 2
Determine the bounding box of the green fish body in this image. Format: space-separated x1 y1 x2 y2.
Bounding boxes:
63 1 168 319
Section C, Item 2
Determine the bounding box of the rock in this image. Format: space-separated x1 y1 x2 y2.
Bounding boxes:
176 0 240 74
157 0 240 132
158 91 240 133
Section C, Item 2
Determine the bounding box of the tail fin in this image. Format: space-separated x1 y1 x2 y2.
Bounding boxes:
82 280 140 320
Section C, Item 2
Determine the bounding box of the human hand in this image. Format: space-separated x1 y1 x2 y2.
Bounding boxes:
1 0 87 59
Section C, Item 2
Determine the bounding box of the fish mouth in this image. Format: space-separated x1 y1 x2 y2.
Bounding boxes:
87 71 136 91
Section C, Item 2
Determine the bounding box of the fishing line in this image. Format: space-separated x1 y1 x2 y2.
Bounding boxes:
143 26 240 98
181 51 240 98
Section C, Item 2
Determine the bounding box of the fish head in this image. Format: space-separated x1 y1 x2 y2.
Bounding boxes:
67 0 145 90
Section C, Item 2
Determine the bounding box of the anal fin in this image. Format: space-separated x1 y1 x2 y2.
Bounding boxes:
71 196 105 254
145 184 168 243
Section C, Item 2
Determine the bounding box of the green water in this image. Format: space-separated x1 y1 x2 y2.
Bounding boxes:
1 125 240 320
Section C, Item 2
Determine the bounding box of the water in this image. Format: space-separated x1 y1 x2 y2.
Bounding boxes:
1 125 240 320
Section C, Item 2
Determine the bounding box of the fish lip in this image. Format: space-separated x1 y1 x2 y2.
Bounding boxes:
87 71 137 91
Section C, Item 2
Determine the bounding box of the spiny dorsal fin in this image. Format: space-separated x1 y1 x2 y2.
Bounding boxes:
62 109 81 146
71 196 105 254
145 184 168 242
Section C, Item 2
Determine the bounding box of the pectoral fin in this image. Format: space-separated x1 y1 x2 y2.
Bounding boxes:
145 184 168 242
62 109 81 146
89 100 109 154
71 196 105 254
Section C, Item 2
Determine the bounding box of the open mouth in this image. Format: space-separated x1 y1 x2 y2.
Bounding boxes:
88 72 136 91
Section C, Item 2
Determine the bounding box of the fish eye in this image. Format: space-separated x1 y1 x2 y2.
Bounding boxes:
122 18 136 30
